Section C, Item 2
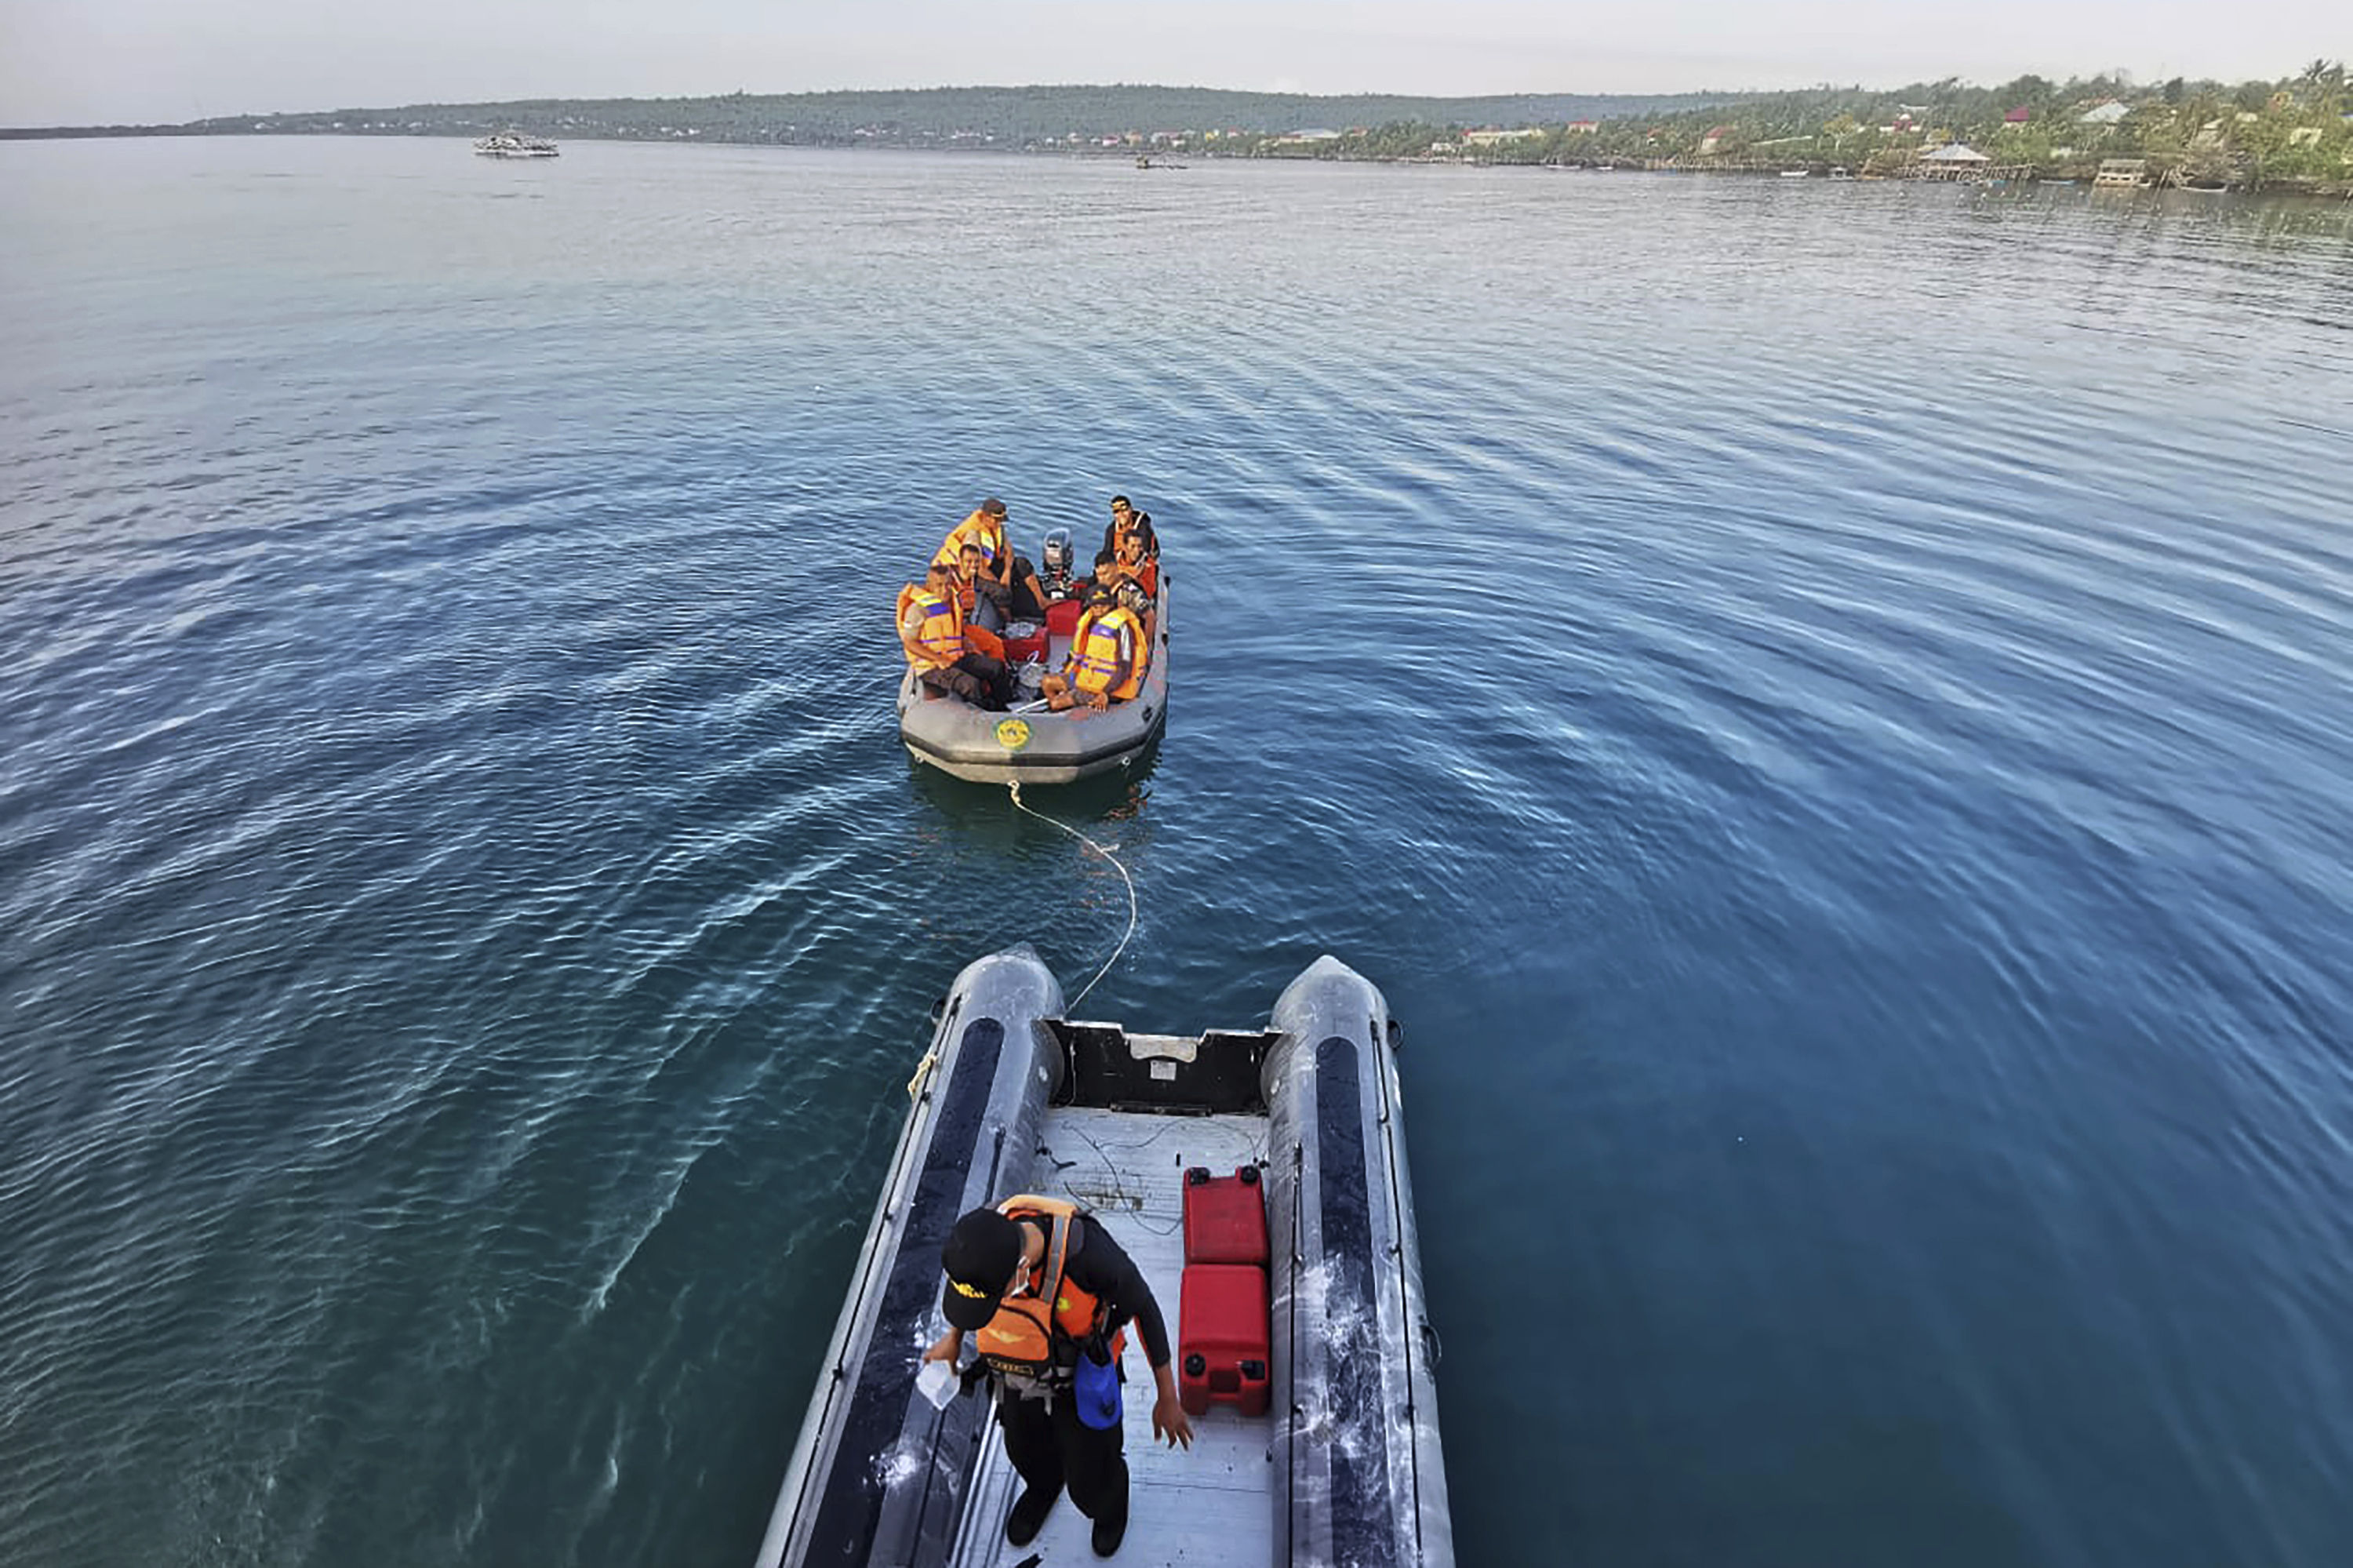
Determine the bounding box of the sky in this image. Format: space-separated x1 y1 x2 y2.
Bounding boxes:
1 0 2343 127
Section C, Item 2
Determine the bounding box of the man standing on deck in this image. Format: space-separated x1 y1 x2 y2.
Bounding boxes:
925 1199 1192 1556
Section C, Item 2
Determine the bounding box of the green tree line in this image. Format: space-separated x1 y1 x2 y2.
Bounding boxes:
9 68 2347 189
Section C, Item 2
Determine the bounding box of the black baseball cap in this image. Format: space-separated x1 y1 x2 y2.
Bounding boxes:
940 1207 1022 1330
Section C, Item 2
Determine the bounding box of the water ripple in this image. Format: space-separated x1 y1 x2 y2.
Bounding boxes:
3 138 2351 1568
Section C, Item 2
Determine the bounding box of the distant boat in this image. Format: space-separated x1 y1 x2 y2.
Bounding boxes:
475 132 558 158
1136 155 1187 169
1828 166 1854 180
1780 167 1809 178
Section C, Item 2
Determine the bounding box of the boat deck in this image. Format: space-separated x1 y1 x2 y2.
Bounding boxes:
948 1106 1277 1568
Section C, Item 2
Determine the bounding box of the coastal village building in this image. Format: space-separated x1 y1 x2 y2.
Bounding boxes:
1463 126 1545 147
1918 142 1993 179
2078 101 2130 126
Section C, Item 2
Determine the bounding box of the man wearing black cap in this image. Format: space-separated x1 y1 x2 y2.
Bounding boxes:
1037 556 1147 714
935 497 1053 628
923 1199 1191 1555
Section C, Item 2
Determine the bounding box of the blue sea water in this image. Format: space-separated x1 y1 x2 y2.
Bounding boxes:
2 135 2351 1566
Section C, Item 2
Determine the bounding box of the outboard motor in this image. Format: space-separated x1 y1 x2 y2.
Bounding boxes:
1039 526 1078 599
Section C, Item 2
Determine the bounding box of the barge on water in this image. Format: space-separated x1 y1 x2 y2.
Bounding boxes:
755 947 1452 1566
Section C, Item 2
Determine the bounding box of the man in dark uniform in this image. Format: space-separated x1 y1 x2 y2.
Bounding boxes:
924 1202 1191 1556
1098 495 1159 563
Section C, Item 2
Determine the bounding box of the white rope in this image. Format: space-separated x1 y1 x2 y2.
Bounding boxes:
1008 780 1138 1013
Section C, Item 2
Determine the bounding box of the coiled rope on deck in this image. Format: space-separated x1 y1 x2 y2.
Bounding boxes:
1008 781 1138 1013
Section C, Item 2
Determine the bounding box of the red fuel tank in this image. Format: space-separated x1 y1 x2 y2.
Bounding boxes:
1178 1263 1271 1418
1182 1165 1269 1266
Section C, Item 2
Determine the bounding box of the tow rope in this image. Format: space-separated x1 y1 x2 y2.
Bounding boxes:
1007 781 1138 1013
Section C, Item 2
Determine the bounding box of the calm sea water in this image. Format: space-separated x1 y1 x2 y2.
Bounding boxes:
3 136 2351 1567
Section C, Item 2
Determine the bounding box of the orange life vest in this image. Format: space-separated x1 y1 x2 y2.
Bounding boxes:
933 509 1008 574
971 1195 1121 1383
1068 605 1144 700
897 583 964 668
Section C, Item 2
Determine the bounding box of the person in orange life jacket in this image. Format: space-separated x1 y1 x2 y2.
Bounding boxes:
1096 547 1155 653
925 1202 1191 1555
936 497 1051 629
951 543 1011 662
1113 526 1158 602
1038 568 1144 714
1098 495 1158 565
899 561 1013 709
1102 540 1156 653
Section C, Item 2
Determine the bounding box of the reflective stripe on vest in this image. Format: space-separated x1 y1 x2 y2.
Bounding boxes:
908 588 964 665
934 510 1006 571
971 1195 1113 1384
1071 607 1142 700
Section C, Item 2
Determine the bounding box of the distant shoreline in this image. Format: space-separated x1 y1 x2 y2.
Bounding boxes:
7 70 2349 198
9 128 2350 200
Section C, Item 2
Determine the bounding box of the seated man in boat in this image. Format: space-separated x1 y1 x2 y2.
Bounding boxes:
936 496 1052 628
1095 546 1155 651
1038 575 1146 714
898 562 1013 709
926 1199 1191 1555
1098 494 1158 564
951 542 1013 660
1113 525 1158 601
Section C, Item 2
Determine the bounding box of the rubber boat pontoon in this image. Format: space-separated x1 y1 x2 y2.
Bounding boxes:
896 585 1170 787
755 947 1452 1567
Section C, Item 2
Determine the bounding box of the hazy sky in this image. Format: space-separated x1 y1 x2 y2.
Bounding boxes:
2 0 2343 126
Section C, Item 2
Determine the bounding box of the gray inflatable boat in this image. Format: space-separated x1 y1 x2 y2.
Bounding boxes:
754 947 1453 1568
896 584 1170 786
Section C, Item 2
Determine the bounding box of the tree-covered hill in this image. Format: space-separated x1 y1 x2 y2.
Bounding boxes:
4 82 1733 144
10 71 2344 192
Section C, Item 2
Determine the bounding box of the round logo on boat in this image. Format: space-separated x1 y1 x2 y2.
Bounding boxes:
994 719 1032 750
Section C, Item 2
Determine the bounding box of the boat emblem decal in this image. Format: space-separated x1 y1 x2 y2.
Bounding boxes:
995 719 1032 750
